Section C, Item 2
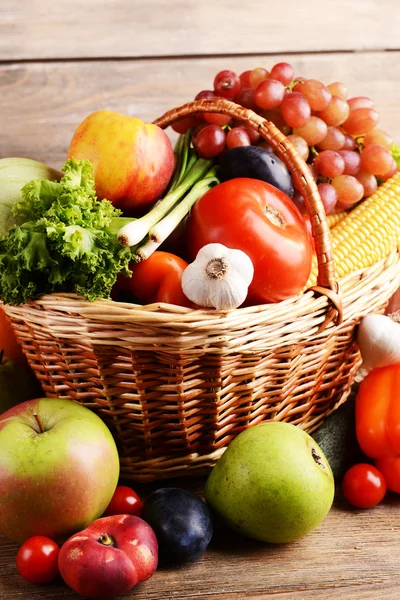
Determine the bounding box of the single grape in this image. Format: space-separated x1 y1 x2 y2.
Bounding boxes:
363 128 393 151
332 174 364 207
204 112 232 126
232 120 260 143
270 62 294 85
327 82 348 99
257 139 275 153
254 79 286 110
338 150 361 176
314 150 345 179
226 127 251 149
316 126 345 151
286 134 310 161
318 183 338 214
342 134 357 150
192 124 226 158
348 96 373 111
356 170 378 197
172 116 201 134
214 70 240 99
342 108 379 136
295 79 331 111
293 116 327 146
195 90 231 126
292 190 307 214
360 144 393 176
281 92 311 128
250 67 270 88
316 95 350 127
195 90 215 100
381 157 398 180
239 70 252 89
263 109 291 135
235 88 258 111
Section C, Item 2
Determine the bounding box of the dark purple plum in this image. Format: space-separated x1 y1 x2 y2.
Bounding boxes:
141 488 213 564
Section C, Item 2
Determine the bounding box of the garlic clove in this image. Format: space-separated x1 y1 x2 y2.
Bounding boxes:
181 267 213 307
206 274 250 311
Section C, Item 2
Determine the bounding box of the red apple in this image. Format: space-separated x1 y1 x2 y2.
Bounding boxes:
0 398 120 544
68 110 175 215
59 514 158 600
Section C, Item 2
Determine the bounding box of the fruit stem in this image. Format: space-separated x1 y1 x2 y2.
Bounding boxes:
98 533 115 547
33 412 45 434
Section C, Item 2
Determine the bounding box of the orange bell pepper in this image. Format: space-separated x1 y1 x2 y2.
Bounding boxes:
356 364 400 459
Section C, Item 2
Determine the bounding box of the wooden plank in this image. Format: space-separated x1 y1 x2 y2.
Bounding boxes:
1 489 400 600
0 51 398 169
1 0 400 61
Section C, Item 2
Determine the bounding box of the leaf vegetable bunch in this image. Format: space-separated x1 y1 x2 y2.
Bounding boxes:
0 158 132 305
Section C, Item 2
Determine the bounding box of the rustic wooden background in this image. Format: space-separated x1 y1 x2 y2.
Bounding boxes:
1 0 400 168
1 1 400 599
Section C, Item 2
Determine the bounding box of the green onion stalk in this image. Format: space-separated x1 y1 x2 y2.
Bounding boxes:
116 131 219 257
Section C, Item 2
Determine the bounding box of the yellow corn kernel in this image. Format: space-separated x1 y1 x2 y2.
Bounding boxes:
326 211 347 229
307 172 400 287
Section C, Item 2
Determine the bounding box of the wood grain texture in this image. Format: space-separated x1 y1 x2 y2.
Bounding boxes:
0 51 399 169
1 0 399 61
1 483 400 600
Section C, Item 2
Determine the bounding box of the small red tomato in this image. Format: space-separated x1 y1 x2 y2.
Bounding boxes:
342 463 386 509
103 486 143 517
16 536 60 584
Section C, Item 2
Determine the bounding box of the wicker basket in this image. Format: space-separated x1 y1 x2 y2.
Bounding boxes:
4 99 400 481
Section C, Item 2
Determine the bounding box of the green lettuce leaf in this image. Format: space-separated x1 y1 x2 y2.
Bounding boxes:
0 158 131 305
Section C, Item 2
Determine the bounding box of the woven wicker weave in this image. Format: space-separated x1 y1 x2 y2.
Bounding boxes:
4 99 400 481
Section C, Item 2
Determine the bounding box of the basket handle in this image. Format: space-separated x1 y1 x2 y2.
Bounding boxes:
153 98 343 328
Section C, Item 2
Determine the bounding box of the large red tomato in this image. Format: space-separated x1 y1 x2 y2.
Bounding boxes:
186 178 313 304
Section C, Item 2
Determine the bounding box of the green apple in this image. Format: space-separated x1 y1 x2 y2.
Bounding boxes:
0 398 120 544
0 350 42 414
205 422 334 543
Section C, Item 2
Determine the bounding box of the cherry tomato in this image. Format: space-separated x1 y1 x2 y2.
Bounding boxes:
16 536 60 584
113 251 193 307
185 179 313 304
342 463 386 508
103 485 143 517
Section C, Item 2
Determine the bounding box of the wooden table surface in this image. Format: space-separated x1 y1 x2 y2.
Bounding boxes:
1 1 400 598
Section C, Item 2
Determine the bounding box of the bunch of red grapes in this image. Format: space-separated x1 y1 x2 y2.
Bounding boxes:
173 63 398 215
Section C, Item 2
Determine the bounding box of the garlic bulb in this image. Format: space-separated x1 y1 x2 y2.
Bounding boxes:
357 313 400 376
182 243 254 310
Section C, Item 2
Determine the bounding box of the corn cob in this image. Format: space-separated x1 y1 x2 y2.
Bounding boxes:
326 211 347 229
307 172 400 287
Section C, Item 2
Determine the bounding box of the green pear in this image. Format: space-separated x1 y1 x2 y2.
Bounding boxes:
204 422 334 543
